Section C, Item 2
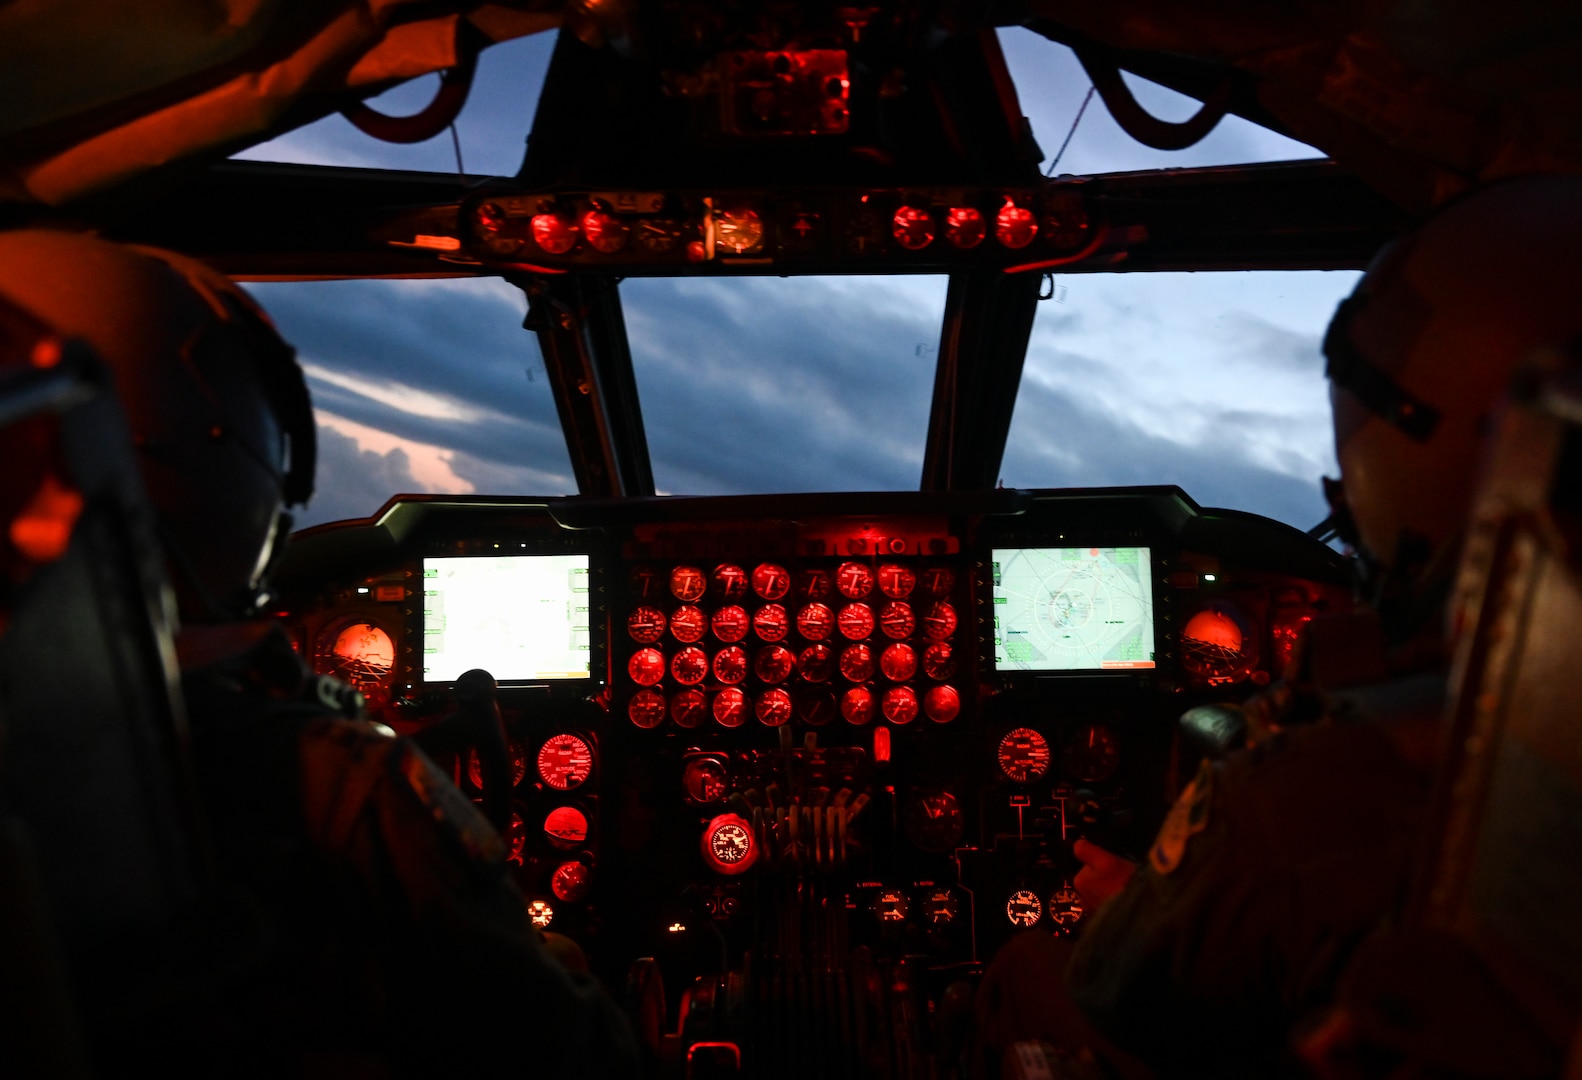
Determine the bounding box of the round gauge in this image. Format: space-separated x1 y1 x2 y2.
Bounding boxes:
1006 889 1043 927
752 563 790 601
326 622 395 686
796 569 833 601
840 644 875 683
838 603 874 640
551 861 592 902
713 688 746 728
922 887 960 926
883 685 919 725
796 603 834 641
630 565 664 599
671 646 708 685
1064 722 1120 783
841 686 875 725
628 689 667 729
1180 601 1260 687
836 561 874 599
537 734 594 791
892 205 935 250
756 688 792 727
472 202 521 255
701 812 758 873
872 888 911 922
531 213 578 254
754 645 796 684
881 643 916 682
636 218 683 253
879 602 915 640
670 566 707 602
526 899 555 928
503 809 527 864
670 605 706 643
921 601 958 641
797 687 837 726
877 563 916 599
628 648 665 687
1050 883 1084 928
846 208 886 254
903 791 964 853
715 206 764 254
671 688 706 728
713 646 748 684
944 206 985 249
753 604 789 642
683 757 729 804
924 684 961 724
628 606 667 644
581 209 628 253
921 566 956 597
922 642 957 680
798 644 834 682
995 201 1038 249
543 805 588 850
997 728 1051 784
467 744 528 790
712 605 749 642
712 563 748 600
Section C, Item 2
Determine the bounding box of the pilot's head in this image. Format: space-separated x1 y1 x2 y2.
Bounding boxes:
1324 174 1582 582
0 228 315 622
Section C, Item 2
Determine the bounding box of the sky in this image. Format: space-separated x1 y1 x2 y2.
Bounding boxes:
237 27 1361 532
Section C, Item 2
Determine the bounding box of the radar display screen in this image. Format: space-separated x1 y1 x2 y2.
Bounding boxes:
423 555 592 682
991 547 1155 672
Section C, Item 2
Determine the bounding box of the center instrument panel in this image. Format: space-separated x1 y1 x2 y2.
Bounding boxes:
274 487 1352 1069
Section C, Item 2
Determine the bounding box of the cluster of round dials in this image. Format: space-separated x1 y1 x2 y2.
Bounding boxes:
995 722 1121 785
1005 883 1084 931
622 560 962 730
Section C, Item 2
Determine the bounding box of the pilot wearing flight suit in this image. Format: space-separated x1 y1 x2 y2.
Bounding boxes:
982 175 1582 1077
0 228 640 1077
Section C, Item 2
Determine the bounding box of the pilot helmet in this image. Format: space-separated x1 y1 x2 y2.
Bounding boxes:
0 228 315 622
1324 174 1582 578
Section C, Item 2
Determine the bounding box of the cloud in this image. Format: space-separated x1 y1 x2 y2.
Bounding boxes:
299 423 427 527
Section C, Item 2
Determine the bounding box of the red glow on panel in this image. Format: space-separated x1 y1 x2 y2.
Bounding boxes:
873 725 892 764
883 685 919 725
628 605 667 643
551 861 591 901
842 686 875 725
796 603 835 641
754 645 796 684
713 646 748 684
922 601 957 640
881 643 916 682
712 605 749 642
753 603 790 641
838 603 875 640
672 646 708 685
9 474 82 562
944 207 985 249
922 642 956 680
840 644 875 683
672 688 707 728
702 813 758 874
924 684 960 724
670 605 706 643
713 688 746 728
1272 613 1313 675
580 209 628 253
543 806 588 849
628 648 665 687
757 688 792 727
752 563 791 600
879 602 915 640
530 213 578 254
629 689 666 728
1182 609 1243 652
995 200 1037 249
475 201 507 234
798 644 834 682
892 206 935 250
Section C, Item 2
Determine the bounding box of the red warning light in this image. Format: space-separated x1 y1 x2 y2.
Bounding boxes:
994 200 1038 249
892 206 935 250
531 213 578 254
581 209 629 253
944 207 985 249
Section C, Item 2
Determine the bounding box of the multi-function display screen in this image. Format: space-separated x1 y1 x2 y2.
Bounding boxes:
422 555 591 682
990 546 1156 672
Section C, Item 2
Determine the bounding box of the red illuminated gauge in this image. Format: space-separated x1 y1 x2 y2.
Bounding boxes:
883 685 919 725
327 622 395 683
670 566 707 602
670 604 706 643
1006 889 1043 927
757 688 792 727
921 566 956 597
1050 883 1084 930
753 604 790 642
581 209 628 253
537 733 594 791
683 756 729 804
531 213 578 254
796 603 834 641
796 569 833 601
712 563 748 600
671 688 706 728
715 206 764 254
629 689 666 729
636 219 683 253
995 200 1038 249
922 888 960 926
881 643 916 682
712 605 749 643
922 642 957 680
1180 601 1260 687
903 791 964 853
921 601 958 641
879 602 915 640
1064 722 1120 783
944 206 986 249
872 888 911 923
467 744 529 790
701 813 758 874
754 645 796 684
628 605 667 643
543 805 588 850
836 561 874 599
877 563 916 599
892 206 935 250
997 728 1051 784
840 644 875 683
842 686 875 725
924 684 961 724
475 201 508 234
752 563 791 601
838 603 874 640
713 646 748 684
797 687 837 726
713 688 747 728
798 644 834 682
527 899 555 928
672 646 708 685
628 648 665 687
551 861 592 902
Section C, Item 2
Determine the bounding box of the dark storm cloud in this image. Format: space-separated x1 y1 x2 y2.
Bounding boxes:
300 425 424 526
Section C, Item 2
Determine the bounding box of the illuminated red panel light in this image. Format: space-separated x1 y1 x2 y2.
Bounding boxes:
838 603 875 640
672 688 707 728
796 602 834 641
755 645 796 684
713 646 748 684
671 605 707 643
836 561 874 599
537 734 593 791
753 604 789 642
752 563 790 600
840 644 874 682
713 688 747 728
878 564 915 599
922 641 956 680
716 207 764 254
629 648 665 687
881 643 916 682
799 644 834 682
995 200 1038 249
670 566 707 602
879 602 914 640
944 207 985 249
842 686 875 725
629 689 666 728
883 685 920 725
531 213 579 254
580 209 628 254
629 605 667 643
924 684 960 724
712 605 749 642
922 601 958 640
1271 612 1313 676
543 805 588 850
757 688 793 727
672 646 708 685
712 563 749 600
475 201 508 234
892 206 935 250
551 861 591 902
701 813 757 874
